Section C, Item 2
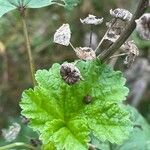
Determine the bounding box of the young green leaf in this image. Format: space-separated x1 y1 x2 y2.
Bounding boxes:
20 60 132 150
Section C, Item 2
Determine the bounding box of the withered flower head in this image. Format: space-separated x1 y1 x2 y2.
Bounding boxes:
110 8 133 21
121 41 139 65
135 13 150 40
54 24 71 46
60 63 81 85
75 47 96 61
80 14 103 25
2 123 21 142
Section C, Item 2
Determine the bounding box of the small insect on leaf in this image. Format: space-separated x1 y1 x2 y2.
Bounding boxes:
83 95 92 104
54 24 71 46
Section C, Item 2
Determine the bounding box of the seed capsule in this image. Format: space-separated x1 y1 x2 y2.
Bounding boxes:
80 14 103 25
54 24 71 46
135 13 150 40
60 63 81 85
75 47 96 61
110 8 133 21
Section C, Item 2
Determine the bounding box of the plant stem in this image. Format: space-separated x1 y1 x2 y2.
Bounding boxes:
110 52 129 58
21 10 36 86
98 0 149 62
0 142 36 150
89 25 93 47
95 18 117 53
69 42 76 51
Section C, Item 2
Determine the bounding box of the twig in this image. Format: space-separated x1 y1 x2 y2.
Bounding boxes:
98 0 149 62
0 142 36 150
20 9 36 86
110 52 129 58
95 18 117 53
69 42 76 51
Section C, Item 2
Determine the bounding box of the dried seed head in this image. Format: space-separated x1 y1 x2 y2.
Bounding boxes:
75 47 96 60
2 123 21 142
83 95 92 104
135 13 150 40
80 14 103 25
122 41 139 56
110 8 133 21
60 63 81 85
121 41 139 66
54 24 71 46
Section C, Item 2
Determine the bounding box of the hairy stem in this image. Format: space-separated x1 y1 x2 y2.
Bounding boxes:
21 10 36 86
98 0 149 62
0 142 36 150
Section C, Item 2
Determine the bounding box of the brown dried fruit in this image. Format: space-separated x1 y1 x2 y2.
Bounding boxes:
60 63 81 85
75 47 96 61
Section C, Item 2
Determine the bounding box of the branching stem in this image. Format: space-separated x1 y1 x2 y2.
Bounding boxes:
95 18 117 53
98 0 149 62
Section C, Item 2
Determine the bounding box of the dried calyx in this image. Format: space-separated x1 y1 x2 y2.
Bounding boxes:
74 47 96 61
80 14 103 25
110 8 133 21
135 13 150 40
54 23 71 46
2 123 21 142
60 63 82 85
121 41 139 66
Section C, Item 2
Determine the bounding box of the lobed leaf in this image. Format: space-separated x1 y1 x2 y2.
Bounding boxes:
20 60 132 150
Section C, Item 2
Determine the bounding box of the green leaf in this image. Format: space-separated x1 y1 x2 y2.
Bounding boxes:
25 0 54 8
0 0 16 17
20 60 132 150
114 106 150 150
63 0 80 10
0 0 79 18
92 106 150 150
